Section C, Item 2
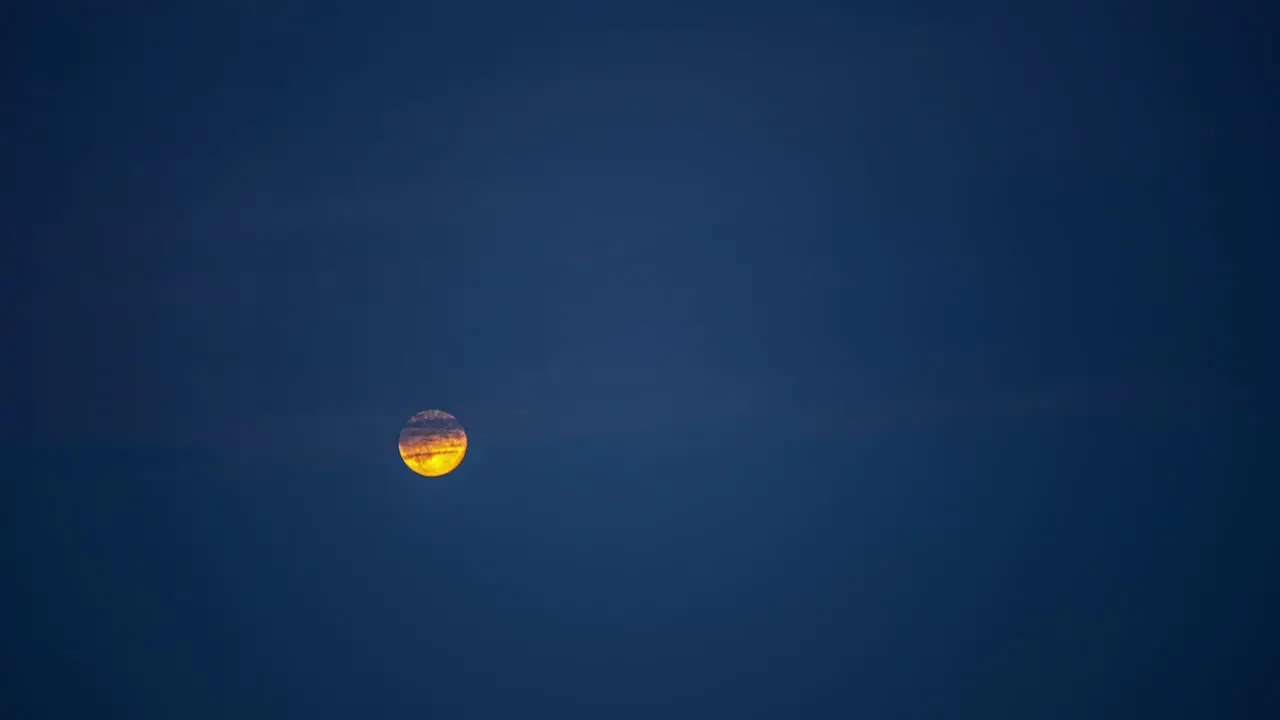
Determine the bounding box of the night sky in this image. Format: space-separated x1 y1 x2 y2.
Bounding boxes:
4 1 1278 717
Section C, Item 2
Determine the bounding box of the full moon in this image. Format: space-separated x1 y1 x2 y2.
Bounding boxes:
398 410 467 477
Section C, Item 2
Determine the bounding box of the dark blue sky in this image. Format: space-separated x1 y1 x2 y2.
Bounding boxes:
4 1 1277 717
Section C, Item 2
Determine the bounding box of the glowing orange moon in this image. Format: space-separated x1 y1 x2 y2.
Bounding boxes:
398 410 467 477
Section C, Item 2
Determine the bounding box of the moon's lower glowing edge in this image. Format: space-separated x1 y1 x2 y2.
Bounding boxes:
399 410 467 477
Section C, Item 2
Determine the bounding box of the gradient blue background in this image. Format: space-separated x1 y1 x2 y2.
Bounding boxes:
4 1 1277 716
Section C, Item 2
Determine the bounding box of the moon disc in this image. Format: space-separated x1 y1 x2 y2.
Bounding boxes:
399 410 467 477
